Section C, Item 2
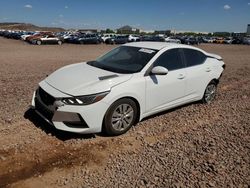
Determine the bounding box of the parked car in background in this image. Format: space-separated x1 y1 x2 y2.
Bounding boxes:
223 37 233 44
63 34 77 42
26 32 52 43
64 34 81 43
31 42 225 136
101 34 117 43
105 35 129 44
21 31 36 40
8 31 24 40
128 34 140 42
164 36 181 43
78 34 101 44
214 38 225 44
231 37 243 44
141 35 165 42
243 37 250 45
31 34 63 45
184 37 199 45
202 37 214 43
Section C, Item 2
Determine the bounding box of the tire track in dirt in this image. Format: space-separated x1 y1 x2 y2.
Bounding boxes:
0 142 107 187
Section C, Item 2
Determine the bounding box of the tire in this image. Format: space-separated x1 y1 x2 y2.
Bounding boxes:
80 40 84 44
202 81 217 104
36 40 42 45
58 40 62 45
103 98 138 136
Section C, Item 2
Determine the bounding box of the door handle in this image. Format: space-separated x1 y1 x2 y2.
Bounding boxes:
177 74 185 79
205 67 211 72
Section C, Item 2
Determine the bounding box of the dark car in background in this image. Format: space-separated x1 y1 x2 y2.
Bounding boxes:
78 34 101 44
105 35 129 44
183 37 199 45
231 37 244 44
243 37 250 45
64 34 81 43
141 35 165 42
1 31 24 39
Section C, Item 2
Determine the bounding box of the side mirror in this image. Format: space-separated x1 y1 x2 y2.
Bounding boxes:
151 66 168 75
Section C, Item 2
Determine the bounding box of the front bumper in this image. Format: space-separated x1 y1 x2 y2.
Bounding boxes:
31 81 109 134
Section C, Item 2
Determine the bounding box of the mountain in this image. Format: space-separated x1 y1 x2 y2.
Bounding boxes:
0 22 65 32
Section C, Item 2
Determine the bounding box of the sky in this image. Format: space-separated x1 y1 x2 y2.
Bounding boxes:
0 0 249 32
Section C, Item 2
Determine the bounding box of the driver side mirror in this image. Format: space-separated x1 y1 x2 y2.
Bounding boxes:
151 66 168 75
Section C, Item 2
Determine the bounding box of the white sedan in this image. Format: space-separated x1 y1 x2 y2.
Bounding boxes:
31 42 225 135
164 37 181 43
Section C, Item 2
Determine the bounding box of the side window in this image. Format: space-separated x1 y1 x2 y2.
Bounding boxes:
154 49 184 71
183 49 206 67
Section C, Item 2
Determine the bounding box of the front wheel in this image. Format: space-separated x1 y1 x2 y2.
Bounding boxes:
202 81 217 104
58 40 62 45
103 98 138 136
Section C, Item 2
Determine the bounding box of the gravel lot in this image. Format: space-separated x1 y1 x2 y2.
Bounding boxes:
0 37 249 188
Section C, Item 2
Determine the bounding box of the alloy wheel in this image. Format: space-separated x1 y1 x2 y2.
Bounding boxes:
111 104 134 131
204 84 216 103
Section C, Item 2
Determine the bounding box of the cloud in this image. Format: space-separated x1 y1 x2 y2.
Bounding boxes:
223 4 231 10
24 4 32 9
248 3 250 5
65 5 68 9
59 14 64 18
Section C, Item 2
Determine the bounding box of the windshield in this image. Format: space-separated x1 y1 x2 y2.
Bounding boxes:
87 46 158 74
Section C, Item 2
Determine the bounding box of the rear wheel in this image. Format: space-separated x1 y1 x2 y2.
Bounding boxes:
104 98 138 136
202 81 217 104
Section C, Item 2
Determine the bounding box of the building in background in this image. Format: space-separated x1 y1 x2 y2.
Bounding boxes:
247 24 250 36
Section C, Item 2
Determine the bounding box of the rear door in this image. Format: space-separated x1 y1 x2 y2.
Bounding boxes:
145 48 186 113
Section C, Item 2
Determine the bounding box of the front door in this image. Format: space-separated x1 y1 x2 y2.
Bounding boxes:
145 48 186 113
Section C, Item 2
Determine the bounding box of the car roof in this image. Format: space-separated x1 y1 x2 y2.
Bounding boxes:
123 41 200 51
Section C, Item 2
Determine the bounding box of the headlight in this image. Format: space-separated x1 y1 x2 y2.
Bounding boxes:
61 91 109 105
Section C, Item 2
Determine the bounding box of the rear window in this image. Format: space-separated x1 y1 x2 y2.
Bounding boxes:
183 49 206 67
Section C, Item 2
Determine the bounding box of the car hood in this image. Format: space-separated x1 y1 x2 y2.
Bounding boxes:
45 62 132 96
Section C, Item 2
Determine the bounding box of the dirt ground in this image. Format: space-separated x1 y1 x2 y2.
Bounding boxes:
0 37 249 188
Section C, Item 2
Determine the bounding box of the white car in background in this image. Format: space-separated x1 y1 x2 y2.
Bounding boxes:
101 34 117 43
128 34 140 42
164 37 181 43
31 42 225 136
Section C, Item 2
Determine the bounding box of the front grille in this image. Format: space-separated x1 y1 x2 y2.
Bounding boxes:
38 87 55 106
35 97 54 121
